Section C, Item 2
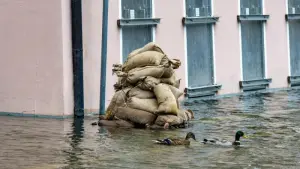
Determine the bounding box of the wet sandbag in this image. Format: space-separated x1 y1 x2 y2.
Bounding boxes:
123 51 166 72
174 79 181 89
98 119 135 128
127 65 165 84
161 73 176 86
127 87 155 99
154 115 184 126
154 83 179 115
170 59 181 69
115 107 157 125
168 85 183 99
137 76 161 91
127 97 158 114
161 66 174 78
127 42 165 59
105 88 131 120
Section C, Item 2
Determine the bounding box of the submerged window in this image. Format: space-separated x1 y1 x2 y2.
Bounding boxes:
121 0 153 62
288 0 300 76
240 0 266 81
185 0 215 88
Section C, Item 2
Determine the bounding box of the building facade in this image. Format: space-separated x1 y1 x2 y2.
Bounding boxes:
0 0 299 117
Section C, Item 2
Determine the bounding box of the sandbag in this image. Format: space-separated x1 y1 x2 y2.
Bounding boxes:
161 66 174 78
105 88 131 120
174 79 181 89
154 84 179 115
154 115 184 126
127 65 165 84
115 107 157 125
98 119 134 128
160 55 170 67
137 76 161 91
170 59 181 69
161 73 176 86
127 42 164 59
168 85 183 99
126 97 158 114
123 51 166 72
127 87 155 99
114 77 131 91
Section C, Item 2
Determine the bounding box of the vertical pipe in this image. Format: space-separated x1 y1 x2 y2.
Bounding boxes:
71 0 84 117
99 0 109 115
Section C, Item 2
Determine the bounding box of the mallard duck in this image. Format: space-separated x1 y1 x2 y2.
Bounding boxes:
153 132 196 145
201 131 247 146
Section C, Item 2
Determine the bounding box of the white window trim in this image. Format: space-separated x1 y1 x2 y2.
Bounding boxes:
238 0 268 80
184 0 216 87
119 0 156 63
286 0 291 76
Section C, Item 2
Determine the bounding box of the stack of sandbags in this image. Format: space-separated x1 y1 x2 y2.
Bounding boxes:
103 42 193 128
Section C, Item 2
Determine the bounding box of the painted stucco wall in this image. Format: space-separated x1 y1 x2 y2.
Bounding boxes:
0 0 73 116
265 0 289 88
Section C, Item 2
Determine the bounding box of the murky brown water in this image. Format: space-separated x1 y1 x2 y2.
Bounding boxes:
1 88 300 169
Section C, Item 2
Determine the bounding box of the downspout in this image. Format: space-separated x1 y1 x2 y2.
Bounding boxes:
99 0 109 115
71 0 84 117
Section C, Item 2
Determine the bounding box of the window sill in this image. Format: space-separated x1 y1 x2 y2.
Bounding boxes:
288 76 300 87
184 84 222 98
285 14 300 21
237 15 270 22
182 16 219 25
239 78 272 91
117 18 161 27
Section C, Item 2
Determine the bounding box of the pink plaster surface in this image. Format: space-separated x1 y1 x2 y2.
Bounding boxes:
265 0 289 88
214 0 242 94
0 0 73 116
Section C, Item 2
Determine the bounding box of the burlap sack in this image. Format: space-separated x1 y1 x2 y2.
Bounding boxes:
123 51 166 72
174 79 181 89
154 83 179 115
161 73 176 86
115 107 157 125
127 42 165 59
114 77 131 91
170 59 181 69
161 66 174 78
98 119 134 128
168 85 183 99
137 76 161 91
127 65 165 84
126 97 158 114
105 88 131 120
160 55 170 67
127 87 155 99
154 115 184 126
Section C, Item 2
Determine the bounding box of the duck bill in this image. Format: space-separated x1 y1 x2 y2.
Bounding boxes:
243 135 249 139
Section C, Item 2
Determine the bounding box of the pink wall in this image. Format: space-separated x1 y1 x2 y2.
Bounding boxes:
214 0 242 94
0 0 73 116
265 0 289 88
82 0 120 113
155 0 186 95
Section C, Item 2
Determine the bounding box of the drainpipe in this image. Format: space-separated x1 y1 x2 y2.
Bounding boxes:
71 0 84 117
99 0 109 115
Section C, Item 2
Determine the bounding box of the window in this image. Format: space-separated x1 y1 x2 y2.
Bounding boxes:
121 0 153 62
288 0 300 77
239 0 271 91
185 0 214 88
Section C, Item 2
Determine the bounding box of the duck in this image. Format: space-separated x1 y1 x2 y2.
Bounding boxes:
153 132 196 145
201 131 247 146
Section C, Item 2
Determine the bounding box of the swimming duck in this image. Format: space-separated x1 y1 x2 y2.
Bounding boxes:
201 131 247 146
153 132 196 145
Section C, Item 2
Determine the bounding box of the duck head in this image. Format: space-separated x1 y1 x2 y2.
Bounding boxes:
185 132 196 141
235 131 248 141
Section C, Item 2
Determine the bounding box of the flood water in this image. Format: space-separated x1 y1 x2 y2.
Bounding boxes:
1 88 300 169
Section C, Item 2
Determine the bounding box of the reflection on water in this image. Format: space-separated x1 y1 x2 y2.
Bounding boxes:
1 88 300 169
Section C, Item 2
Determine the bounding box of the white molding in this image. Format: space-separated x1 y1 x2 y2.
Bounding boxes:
238 0 243 81
183 0 188 87
262 0 268 78
119 0 123 63
286 0 291 76
152 0 155 42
